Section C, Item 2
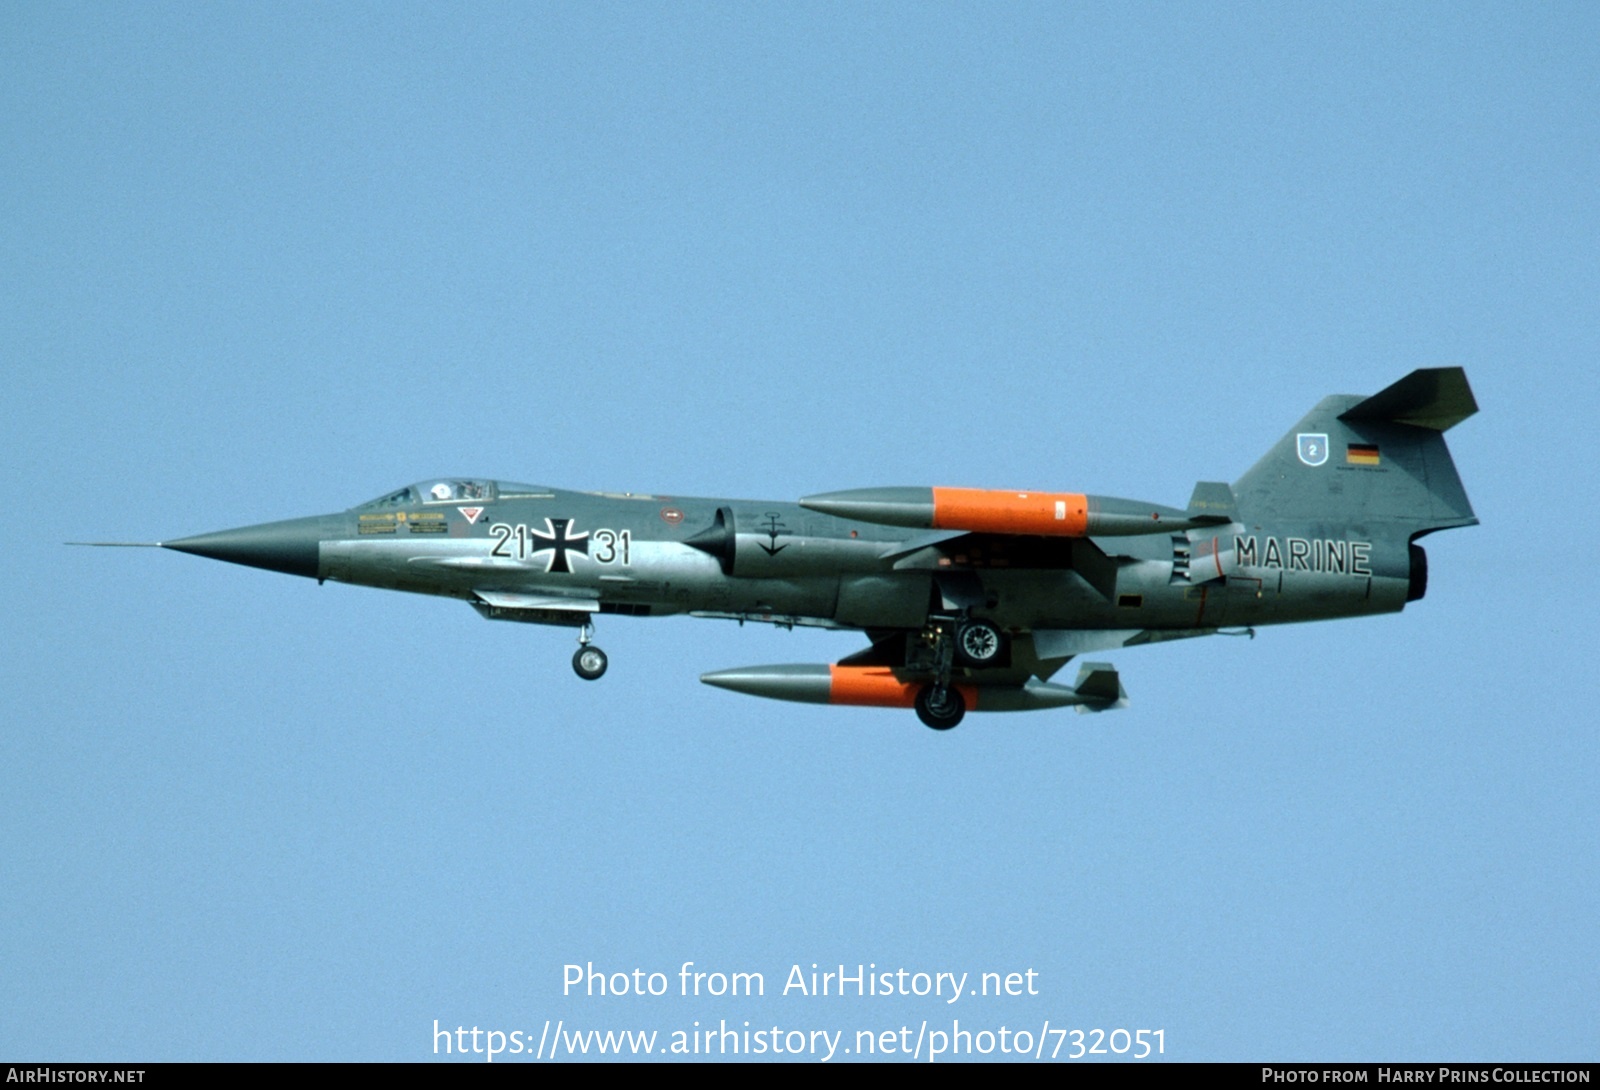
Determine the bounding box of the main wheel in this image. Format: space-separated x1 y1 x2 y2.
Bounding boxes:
915 685 966 730
955 619 1005 666
572 645 608 680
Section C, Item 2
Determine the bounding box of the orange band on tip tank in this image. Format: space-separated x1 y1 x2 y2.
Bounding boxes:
930 487 1089 537
827 666 979 710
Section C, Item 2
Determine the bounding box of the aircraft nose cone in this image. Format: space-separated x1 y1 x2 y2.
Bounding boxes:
163 514 341 578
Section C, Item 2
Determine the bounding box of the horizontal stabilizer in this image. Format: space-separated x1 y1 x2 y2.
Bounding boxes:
1338 367 1478 431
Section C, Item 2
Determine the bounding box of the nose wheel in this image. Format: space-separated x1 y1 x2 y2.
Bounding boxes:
572 621 607 680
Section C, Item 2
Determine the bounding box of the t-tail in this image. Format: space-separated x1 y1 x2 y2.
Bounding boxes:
1221 367 1478 603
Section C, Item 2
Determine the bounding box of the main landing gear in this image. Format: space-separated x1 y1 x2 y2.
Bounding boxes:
915 683 965 730
907 615 1005 730
954 618 1004 667
572 621 607 680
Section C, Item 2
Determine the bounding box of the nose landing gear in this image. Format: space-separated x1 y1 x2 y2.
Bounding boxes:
572 621 607 680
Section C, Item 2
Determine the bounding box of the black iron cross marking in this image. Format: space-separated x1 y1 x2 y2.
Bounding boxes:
530 518 589 573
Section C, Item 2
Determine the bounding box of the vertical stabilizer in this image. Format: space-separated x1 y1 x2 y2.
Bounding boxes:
1232 369 1477 534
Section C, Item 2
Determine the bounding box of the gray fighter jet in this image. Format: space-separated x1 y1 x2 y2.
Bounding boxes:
83 369 1477 729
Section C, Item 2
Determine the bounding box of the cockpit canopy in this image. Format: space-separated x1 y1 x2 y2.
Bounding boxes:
353 479 548 510
354 479 494 509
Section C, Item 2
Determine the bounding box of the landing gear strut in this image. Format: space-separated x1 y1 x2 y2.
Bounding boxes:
911 617 966 730
572 621 607 680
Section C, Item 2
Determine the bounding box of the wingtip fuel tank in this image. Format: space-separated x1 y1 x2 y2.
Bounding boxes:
801 487 1225 537
699 663 1125 716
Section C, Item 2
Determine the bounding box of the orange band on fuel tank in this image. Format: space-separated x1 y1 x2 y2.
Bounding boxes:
827 666 979 710
930 487 1089 537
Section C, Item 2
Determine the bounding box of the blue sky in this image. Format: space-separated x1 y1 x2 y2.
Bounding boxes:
3 3 1595 1062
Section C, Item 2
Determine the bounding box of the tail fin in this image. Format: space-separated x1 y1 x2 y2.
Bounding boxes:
1232 368 1478 534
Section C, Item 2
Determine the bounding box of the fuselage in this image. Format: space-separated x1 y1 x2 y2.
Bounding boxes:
169 478 1417 637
